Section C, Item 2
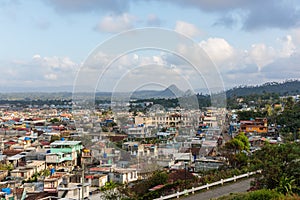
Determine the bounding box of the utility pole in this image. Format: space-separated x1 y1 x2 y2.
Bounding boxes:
81 162 84 200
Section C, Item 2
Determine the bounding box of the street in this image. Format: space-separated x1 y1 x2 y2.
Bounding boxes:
181 178 253 200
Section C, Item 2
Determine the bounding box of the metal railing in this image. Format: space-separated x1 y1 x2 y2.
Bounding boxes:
154 170 262 200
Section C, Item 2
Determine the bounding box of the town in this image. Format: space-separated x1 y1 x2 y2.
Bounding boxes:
0 85 299 200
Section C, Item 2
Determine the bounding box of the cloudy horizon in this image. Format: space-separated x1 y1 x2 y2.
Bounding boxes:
0 0 300 92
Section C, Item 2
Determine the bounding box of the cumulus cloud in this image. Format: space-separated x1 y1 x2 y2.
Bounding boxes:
199 38 236 68
95 13 136 33
32 55 78 71
175 21 202 38
0 55 79 89
278 35 296 57
248 43 276 70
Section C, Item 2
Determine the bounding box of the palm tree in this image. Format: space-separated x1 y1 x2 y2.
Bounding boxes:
277 175 296 195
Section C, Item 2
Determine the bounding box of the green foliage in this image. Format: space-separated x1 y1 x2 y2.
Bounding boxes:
49 118 60 123
101 126 109 132
277 175 296 195
217 189 284 200
131 171 168 198
40 169 51 177
50 135 60 142
277 101 300 141
251 143 300 195
107 121 117 127
225 132 250 153
235 132 250 152
236 110 266 121
100 181 119 191
224 132 250 169
0 163 14 171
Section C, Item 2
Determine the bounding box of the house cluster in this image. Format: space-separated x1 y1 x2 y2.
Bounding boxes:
0 95 291 200
0 104 232 199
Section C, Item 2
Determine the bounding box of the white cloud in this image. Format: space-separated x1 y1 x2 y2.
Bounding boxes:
291 28 300 46
199 37 236 68
44 73 57 80
95 13 136 33
32 55 78 71
279 35 296 57
0 55 79 89
248 43 276 70
175 21 202 38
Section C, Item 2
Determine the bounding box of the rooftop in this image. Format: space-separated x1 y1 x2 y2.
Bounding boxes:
50 140 81 146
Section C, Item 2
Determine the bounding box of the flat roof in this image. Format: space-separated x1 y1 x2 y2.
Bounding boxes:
8 154 25 161
50 140 81 146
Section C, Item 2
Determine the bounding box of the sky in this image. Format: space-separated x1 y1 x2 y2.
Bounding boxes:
0 0 300 93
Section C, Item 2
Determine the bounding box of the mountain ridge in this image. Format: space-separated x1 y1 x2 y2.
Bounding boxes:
0 80 299 100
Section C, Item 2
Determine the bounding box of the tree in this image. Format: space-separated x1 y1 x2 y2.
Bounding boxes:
277 101 300 141
224 132 250 168
0 163 14 171
225 132 250 154
50 135 60 142
251 143 300 195
277 175 296 195
235 132 250 152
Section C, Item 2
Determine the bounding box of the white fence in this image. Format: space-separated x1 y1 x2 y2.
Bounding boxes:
154 170 262 200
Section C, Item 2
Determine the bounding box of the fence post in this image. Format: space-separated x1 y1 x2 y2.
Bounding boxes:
177 191 180 198
192 187 194 194
247 172 250 177
234 175 236 182
221 179 224 185
206 183 209 190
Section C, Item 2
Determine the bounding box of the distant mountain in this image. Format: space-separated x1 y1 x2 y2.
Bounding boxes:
226 80 300 98
131 84 185 99
0 80 299 101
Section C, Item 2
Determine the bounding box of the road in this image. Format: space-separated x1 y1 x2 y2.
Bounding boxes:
181 178 253 200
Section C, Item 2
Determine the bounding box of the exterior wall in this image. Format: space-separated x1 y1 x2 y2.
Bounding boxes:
58 185 89 199
0 170 8 181
26 161 45 173
109 170 138 184
99 175 108 187
44 178 60 193
46 154 64 163
11 168 34 180
135 114 199 128
240 118 268 134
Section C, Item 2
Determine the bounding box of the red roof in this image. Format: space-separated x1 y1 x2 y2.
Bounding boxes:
40 141 51 146
4 141 17 145
149 184 165 191
90 167 110 172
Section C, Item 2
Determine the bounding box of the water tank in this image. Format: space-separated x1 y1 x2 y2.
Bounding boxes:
61 137 65 141
1 188 11 195
50 168 55 175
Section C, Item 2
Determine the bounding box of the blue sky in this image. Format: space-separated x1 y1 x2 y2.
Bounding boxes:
0 0 300 92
